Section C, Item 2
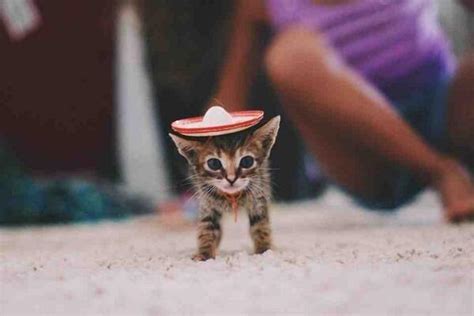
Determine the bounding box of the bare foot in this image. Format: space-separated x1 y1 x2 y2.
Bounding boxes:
434 160 474 223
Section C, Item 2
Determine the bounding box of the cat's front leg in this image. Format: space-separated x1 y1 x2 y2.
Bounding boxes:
193 208 222 261
248 198 272 254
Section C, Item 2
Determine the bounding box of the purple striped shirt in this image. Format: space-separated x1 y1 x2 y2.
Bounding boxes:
266 0 456 99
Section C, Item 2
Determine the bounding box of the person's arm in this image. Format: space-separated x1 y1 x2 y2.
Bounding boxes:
213 0 266 111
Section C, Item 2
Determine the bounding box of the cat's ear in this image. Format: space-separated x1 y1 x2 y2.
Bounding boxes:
169 133 200 163
251 116 280 156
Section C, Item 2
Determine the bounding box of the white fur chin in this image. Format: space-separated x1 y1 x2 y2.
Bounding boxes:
213 179 249 195
218 186 244 195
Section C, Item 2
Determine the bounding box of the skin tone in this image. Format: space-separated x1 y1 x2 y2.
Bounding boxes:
214 0 474 222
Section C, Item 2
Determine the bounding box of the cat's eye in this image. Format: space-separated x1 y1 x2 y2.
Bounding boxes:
206 158 222 171
239 156 254 169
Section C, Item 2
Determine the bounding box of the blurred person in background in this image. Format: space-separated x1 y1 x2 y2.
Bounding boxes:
3 0 472 225
212 0 474 222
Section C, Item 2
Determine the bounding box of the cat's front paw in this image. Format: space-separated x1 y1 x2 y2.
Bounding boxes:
192 253 214 261
254 245 272 255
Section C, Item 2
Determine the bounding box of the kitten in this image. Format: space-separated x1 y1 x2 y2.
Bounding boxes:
170 116 280 261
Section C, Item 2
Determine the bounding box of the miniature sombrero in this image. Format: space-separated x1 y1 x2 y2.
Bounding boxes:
171 106 264 137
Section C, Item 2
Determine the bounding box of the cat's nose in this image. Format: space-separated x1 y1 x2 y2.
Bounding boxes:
225 175 237 185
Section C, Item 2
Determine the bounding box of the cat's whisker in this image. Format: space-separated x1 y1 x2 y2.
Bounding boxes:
189 182 211 202
196 183 216 202
253 176 276 188
247 186 260 202
181 174 201 184
257 166 280 172
246 181 266 199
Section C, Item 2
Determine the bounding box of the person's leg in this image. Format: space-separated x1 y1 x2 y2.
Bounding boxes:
439 53 474 222
264 27 474 220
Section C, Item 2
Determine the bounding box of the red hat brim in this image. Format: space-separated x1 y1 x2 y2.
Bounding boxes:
171 110 264 137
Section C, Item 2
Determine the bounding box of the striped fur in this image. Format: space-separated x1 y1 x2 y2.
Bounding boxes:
170 116 280 260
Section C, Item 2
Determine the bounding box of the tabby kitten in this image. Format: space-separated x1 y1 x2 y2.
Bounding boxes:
170 116 280 261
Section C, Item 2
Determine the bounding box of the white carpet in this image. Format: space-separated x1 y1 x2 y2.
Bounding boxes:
1 190 473 315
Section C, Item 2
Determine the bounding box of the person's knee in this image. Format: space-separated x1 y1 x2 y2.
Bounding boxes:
264 27 334 88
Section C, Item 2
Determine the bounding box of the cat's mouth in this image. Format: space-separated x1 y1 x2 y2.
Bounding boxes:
212 178 249 195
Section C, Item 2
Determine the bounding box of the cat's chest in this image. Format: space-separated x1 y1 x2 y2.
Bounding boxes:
200 194 260 212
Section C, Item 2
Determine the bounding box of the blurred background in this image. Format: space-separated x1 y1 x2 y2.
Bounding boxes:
0 0 472 225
